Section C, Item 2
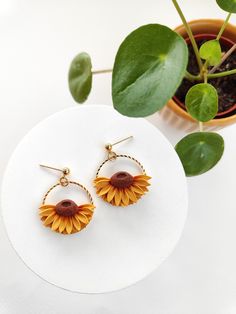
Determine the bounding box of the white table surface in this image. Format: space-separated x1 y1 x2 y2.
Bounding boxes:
0 0 236 313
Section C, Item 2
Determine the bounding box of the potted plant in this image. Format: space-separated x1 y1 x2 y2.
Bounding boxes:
168 18 236 126
68 0 236 177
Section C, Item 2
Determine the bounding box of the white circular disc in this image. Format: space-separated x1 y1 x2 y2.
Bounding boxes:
1 105 188 293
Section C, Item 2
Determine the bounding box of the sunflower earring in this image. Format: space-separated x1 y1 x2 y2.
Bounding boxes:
39 164 95 235
93 136 151 207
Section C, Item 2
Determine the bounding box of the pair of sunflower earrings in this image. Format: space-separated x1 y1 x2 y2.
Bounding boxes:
39 136 151 235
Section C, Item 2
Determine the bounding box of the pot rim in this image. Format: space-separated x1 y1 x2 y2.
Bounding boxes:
175 18 236 35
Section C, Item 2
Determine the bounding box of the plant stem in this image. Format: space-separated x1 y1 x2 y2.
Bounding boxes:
185 71 201 81
202 60 210 75
172 0 203 71
199 122 203 132
92 69 113 74
216 13 232 40
209 43 236 74
207 69 236 79
198 71 208 132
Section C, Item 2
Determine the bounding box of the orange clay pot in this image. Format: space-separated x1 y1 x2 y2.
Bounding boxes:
167 19 236 127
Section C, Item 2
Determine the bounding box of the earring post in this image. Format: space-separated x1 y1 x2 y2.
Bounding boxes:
111 135 133 147
39 164 70 175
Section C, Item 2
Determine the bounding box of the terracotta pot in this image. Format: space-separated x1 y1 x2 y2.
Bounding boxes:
167 19 236 126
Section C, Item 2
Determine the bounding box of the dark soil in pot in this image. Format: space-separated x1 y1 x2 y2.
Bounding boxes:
175 34 236 118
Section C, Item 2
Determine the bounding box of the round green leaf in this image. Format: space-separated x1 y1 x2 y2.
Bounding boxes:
216 0 236 13
68 52 92 103
175 132 224 177
186 83 218 122
112 24 188 117
199 39 222 66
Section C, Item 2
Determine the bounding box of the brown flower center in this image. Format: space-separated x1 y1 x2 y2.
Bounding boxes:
55 199 79 217
110 171 134 189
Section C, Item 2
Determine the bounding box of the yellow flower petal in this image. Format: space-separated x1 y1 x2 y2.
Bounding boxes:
39 204 55 210
125 189 137 203
65 217 73 234
121 190 129 206
114 189 122 206
134 175 151 181
72 217 81 231
94 177 110 183
51 216 61 231
78 204 95 212
133 183 150 191
59 218 67 233
98 185 112 196
86 204 95 209
44 212 57 226
39 208 55 217
131 185 145 195
133 180 150 187
80 211 93 219
107 186 116 202
94 181 110 189
77 213 89 224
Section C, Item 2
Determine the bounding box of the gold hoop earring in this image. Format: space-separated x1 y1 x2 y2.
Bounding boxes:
93 136 151 207
39 165 95 235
